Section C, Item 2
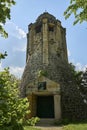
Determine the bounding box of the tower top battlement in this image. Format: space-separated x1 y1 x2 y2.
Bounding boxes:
27 12 68 64
36 12 56 22
29 12 61 28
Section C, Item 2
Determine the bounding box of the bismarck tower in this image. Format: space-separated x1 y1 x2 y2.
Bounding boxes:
20 12 68 120
20 12 87 120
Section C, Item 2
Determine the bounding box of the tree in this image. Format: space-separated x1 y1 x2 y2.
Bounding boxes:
69 63 83 86
0 1 15 62
64 0 87 25
70 63 87 103
0 51 7 61
82 68 87 88
0 68 30 130
0 0 15 38
80 68 87 102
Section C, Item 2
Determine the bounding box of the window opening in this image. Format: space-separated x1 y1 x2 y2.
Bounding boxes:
49 26 54 32
38 82 46 90
35 25 42 33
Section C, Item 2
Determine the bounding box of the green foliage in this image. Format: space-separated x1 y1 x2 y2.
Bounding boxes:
64 0 87 25
79 68 87 100
38 70 48 77
69 63 87 102
24 126 41 130
63 123 87 130
69 63 83 86
0 0 16 38
0 68 30 130
0 51 7 61
24 117 40 126
54 118 70 126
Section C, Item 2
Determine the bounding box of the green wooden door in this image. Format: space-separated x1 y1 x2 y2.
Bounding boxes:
37 96 54 118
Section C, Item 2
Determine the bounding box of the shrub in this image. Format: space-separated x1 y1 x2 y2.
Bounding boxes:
0 68 30 130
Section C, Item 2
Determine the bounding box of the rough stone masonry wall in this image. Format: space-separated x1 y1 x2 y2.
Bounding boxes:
21 44 87 121
21 47 87 121
20 12 87 121
27 94 37 118
20 44 43 97
60 65 87 121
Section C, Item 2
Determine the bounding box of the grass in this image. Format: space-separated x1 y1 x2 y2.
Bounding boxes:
24 122 87 130
63 123 87 130
24 126 41 130
54 118 87 130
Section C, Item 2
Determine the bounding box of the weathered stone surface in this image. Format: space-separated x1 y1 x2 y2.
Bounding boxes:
21 12 68 96
20 12 87 121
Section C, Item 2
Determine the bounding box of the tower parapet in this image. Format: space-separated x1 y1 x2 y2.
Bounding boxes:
26 12 68 64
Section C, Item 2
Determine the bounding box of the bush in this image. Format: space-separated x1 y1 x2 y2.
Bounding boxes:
0 68 30 130
24 117 40 126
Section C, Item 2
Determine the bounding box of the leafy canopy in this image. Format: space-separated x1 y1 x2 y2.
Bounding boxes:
64 0 87 25
0 0 15 38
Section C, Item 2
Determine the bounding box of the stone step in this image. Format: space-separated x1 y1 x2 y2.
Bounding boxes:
36 118 55 126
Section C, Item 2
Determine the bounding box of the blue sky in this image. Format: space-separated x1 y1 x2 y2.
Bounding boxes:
0 0 87 78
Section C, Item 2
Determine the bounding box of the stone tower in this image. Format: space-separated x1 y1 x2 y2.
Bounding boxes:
20 12 68 120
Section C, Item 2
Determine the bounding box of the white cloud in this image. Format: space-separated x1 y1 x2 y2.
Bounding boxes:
5 22 26 39
6 21 15 26
75 62 87 71
13 43 26 52
0 62 3 71
16 26 26 39
0 63 24 78
10 66 24 78
76 62 82 71
5 22 27 52
0 23 4 26
82 64 87 71
68 49 71 57
0 22 26 78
